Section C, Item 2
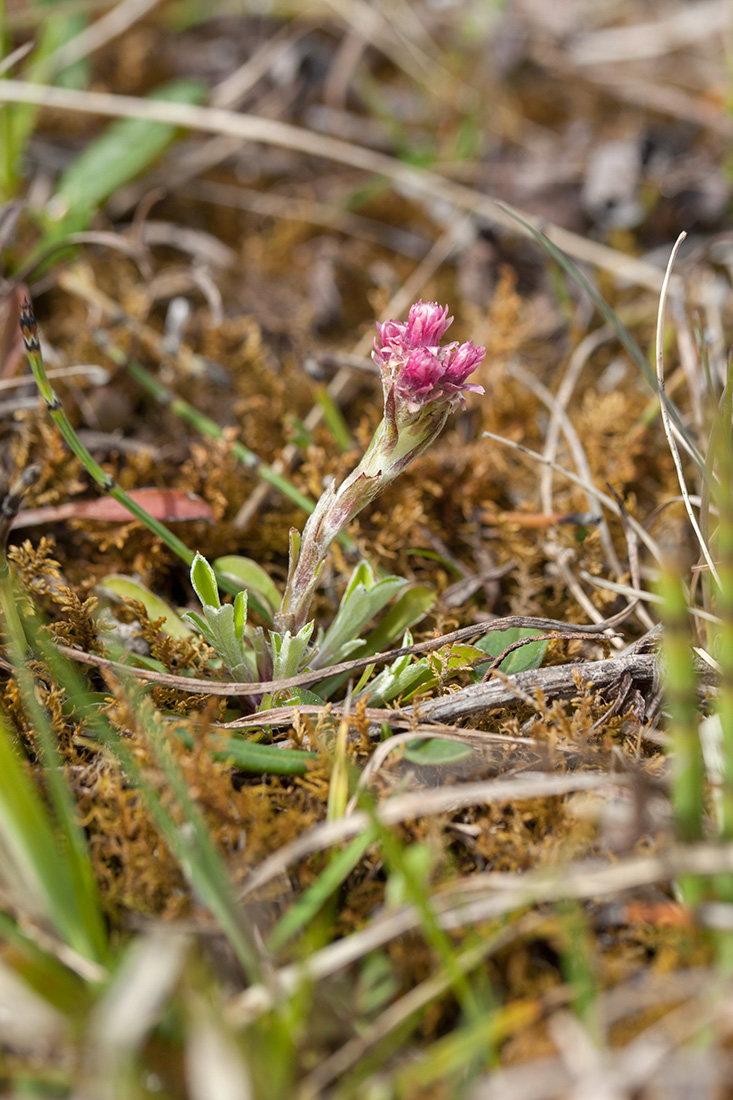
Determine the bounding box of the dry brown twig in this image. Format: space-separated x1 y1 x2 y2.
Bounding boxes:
52 616 645 701
0 80 671 294
230 840 733 1023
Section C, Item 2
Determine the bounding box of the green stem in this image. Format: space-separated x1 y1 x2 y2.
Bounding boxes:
122 355 318 517
0 0 16 199
101 343 359 559
658 568 706 905
366 797 481 1024
19 299 270 617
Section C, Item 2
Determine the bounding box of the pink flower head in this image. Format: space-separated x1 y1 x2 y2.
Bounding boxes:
373 300 485 415
375 300 453 358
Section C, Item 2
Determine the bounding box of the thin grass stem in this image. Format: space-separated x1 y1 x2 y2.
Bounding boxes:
655 233 720 587
658 569 706 905
18 299 269 615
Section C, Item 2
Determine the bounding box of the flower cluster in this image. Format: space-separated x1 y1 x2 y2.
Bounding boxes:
373 300 485 416
274 301 485 634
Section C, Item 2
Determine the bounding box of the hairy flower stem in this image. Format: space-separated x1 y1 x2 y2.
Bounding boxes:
275 301 485 634
276 407 448 634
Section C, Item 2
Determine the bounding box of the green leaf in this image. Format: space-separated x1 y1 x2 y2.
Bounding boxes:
403 739 475 766
190 552 220 611
270 622 315 679
179 609 216 648
313 564 407 669
26 625 259 979
213 555 281 614
100 574 194 639
46 78 208 234
316 384 353 451
275 686 326 707
316 588 435 698
0 709 107 962
357 654 435 706
175 728 316 776
360 586 436 658
267 827 376 952
470 627 548 681
233 589 248 642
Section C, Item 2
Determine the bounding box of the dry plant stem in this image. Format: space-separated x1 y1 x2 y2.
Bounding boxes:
480 629 609 680
580 571 723 629
237 773 630 903
301 914 545 1096
230 841 733 1023
656 231 720 585
345 723 590 817
228 651 664 731
0 80 671 294
0 364 108 392
605 483 656 633
483 429 665 563
324 0 454 100
0 466 41 652
405 650 659 724
0 41 34 79
540 326 612 517
45 0 162 77
554 549 624 647
58 615 638 698
510 360 622 577
181 180 428 258
566 0 729 64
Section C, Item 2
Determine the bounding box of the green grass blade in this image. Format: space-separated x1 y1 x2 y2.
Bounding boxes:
658 569 706 904
497 201 704 472
43 78 207 238
33 630 263 982
19 301 268 614
175 727 316 776
316 383 353 451
366 799 481 1023
0 707 108 963
0 565 108 962
0 911 92 1013
122 355 318 517
267 827 377 953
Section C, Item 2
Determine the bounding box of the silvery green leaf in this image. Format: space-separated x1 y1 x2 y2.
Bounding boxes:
355 632 434 705
469 627 548 681
270 621 315 679
312 564 406 669
213 555 281 614
202 604 243 671
100 574 194 639
233 589 248 643
342 559 372 600
357 657 434 705
403 739 474 766
358 586 435 658
180 610 217 648
190 552 220 611
184 599 259 680
247 626 272 681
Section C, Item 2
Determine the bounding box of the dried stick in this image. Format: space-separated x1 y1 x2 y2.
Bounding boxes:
655 232 720 585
